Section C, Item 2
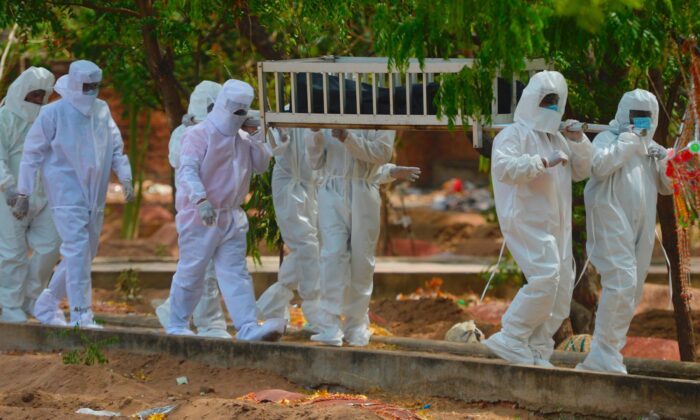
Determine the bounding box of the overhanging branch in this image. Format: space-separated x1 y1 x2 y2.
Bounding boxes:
47 0 140 18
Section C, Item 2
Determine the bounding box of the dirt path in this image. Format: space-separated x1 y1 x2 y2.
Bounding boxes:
0 350 541 419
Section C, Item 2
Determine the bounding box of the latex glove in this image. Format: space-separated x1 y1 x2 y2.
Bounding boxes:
647 144 669 160
561 119 583 142
543 150 568 168
122 181 135 203
331 128 349 142
4 186 18 207
390 166 421 182
12 194 29 220
197 199 216 226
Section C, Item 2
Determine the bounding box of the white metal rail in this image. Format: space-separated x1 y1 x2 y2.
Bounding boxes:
256 56 549 146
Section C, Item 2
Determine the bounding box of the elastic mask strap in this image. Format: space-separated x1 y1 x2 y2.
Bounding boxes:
655 227 673 309
480 240 507 303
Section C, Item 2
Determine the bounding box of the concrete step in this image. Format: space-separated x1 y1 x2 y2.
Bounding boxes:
90 256 693 298
1 322 698 418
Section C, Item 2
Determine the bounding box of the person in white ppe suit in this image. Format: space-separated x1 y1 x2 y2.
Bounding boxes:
0 67 61 322
483 71 593 366
257 125 418 332
14 60 134 328
577 89 672 374
305 127 395 346
155 80 231 339
168 79 285 341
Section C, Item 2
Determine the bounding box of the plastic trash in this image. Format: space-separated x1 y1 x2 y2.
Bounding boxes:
444 320 483 343
75 408 121 417
176 376 188 385
132 404 178 420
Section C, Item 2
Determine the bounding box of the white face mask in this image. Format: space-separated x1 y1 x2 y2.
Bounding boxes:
209 107 248 136
19 101 42 122
531 106 563 134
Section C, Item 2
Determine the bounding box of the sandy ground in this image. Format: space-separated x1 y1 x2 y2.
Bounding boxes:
0 351 541 419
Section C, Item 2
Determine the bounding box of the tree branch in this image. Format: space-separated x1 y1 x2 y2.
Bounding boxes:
48 0 140 18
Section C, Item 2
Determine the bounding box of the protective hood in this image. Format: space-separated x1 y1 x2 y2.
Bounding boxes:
1 66 54 122
206 79 254 136
514 70 568 134
187 80 222 124
611 88 659 139
54 60 103 116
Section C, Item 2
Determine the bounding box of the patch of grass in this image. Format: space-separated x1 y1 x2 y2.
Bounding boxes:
115 268 142 302
57 326 118 366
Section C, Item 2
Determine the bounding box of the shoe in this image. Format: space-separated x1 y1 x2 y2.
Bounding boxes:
236 318 286 342
533 355 555 368
198 328 233 339
71 310 103 329
166 327 196 336
0 307 28 323
311 327 343 347
482 332 534 365
344 326 371 347
155 301 171 330
33 289 67 326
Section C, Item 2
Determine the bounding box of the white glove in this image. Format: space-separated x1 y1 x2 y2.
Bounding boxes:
4 186 18 207
561 119 583 142
390 166 421 182
277 128 290 145
618 132 645 155
197 199 216 226
647 144 669 160
122 181 135 203
12 194 29 220
331 128 349 142
543 150 568 168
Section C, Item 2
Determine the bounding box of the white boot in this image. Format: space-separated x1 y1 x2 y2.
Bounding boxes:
236 318 286 342
482 332 534 365
0 307 28 323
33 289 67 326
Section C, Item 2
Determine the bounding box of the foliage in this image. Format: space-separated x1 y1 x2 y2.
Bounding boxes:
57 326 118 366
115 268 141 303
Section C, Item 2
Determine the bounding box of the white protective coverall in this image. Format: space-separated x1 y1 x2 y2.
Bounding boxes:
483 71 593 365
0 67 61 322
168 79 285 341
256 127 407 331
155 80 231 339
256 127 323 328
18 60 133 327
305 128 395 346
577 89 672 373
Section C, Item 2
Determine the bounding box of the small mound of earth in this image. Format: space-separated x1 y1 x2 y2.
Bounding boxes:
370 298 471 340
629 309 700 352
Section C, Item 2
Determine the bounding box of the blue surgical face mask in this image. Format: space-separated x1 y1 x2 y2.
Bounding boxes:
83 89 98 97
632 117 652 130
544 104 558 112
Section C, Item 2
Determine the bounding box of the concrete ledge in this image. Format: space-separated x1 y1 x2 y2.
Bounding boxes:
373 336 700 381
1 322 698 418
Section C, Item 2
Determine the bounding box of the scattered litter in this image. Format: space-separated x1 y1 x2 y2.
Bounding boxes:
422 403 432 409
131 404 178 420
444 320 483 343
556 334 592 353
175 376 188 385
75 408 121 417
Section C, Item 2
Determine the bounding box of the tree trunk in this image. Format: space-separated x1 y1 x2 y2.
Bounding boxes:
650 69 697 361
136 0 185 131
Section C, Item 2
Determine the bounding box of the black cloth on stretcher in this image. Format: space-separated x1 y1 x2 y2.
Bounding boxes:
292 73 439 115
290 73 524 117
